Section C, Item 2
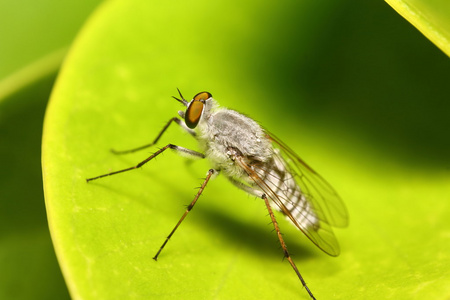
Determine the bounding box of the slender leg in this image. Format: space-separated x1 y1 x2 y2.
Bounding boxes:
262 194 316 300
153 169 215 260
227 177 265 198
111 117 196 154
86 144 205 182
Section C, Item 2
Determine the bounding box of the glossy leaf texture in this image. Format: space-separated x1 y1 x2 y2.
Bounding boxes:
42 0 450 299
386 0 450 57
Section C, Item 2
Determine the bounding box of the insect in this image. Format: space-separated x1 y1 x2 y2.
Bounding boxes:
86 90 348 299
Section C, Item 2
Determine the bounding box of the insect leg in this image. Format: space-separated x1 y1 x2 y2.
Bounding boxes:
153 169 215 261
227 177 265 198
262 194 316 300
86 144 205 182
111 117 196 154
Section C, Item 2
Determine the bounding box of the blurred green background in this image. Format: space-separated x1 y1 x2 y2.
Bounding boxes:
1 0 449 299
0 1 102 299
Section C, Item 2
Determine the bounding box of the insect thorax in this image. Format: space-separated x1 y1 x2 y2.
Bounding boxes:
196 108 272 177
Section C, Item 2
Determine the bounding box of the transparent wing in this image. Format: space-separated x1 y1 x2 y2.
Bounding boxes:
235 131 348 256
268 131 348 227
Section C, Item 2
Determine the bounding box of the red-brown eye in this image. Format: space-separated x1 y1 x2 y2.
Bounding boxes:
185 100 204 129
193 92 212 101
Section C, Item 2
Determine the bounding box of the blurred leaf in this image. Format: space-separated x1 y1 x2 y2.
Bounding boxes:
0 49 66 101
0 74 70 300
0 0 103 79
386 0 450 57
0 0 102 299
42 0 450 299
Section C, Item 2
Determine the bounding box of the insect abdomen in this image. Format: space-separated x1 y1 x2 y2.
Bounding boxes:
263 155 320 231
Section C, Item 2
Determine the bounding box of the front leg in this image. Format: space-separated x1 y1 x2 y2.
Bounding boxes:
112 117 196 154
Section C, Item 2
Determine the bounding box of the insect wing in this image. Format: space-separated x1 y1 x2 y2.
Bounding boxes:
270 132 348 224
237 131 348 256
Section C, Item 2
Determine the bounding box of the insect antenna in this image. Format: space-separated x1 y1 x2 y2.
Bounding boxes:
172 88 188 106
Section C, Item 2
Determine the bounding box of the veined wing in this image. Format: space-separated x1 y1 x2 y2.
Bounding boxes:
235 131 348 256
267 131 348 227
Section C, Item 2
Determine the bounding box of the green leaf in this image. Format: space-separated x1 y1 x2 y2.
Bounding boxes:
43 0 450 299
0 74 70 300
386 0 450 57
0 0 103 80
0 0 103 300
0 1 102 299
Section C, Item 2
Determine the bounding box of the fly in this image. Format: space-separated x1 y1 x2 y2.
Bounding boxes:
86 90 349 299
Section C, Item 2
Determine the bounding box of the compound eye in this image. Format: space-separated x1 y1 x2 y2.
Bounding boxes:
193 91 212 101
185 99 204 129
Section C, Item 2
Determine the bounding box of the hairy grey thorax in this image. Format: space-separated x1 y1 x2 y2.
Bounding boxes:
195 103 272 179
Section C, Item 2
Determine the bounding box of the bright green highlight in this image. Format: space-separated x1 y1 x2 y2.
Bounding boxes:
386 0 450 56
42 0 450 299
